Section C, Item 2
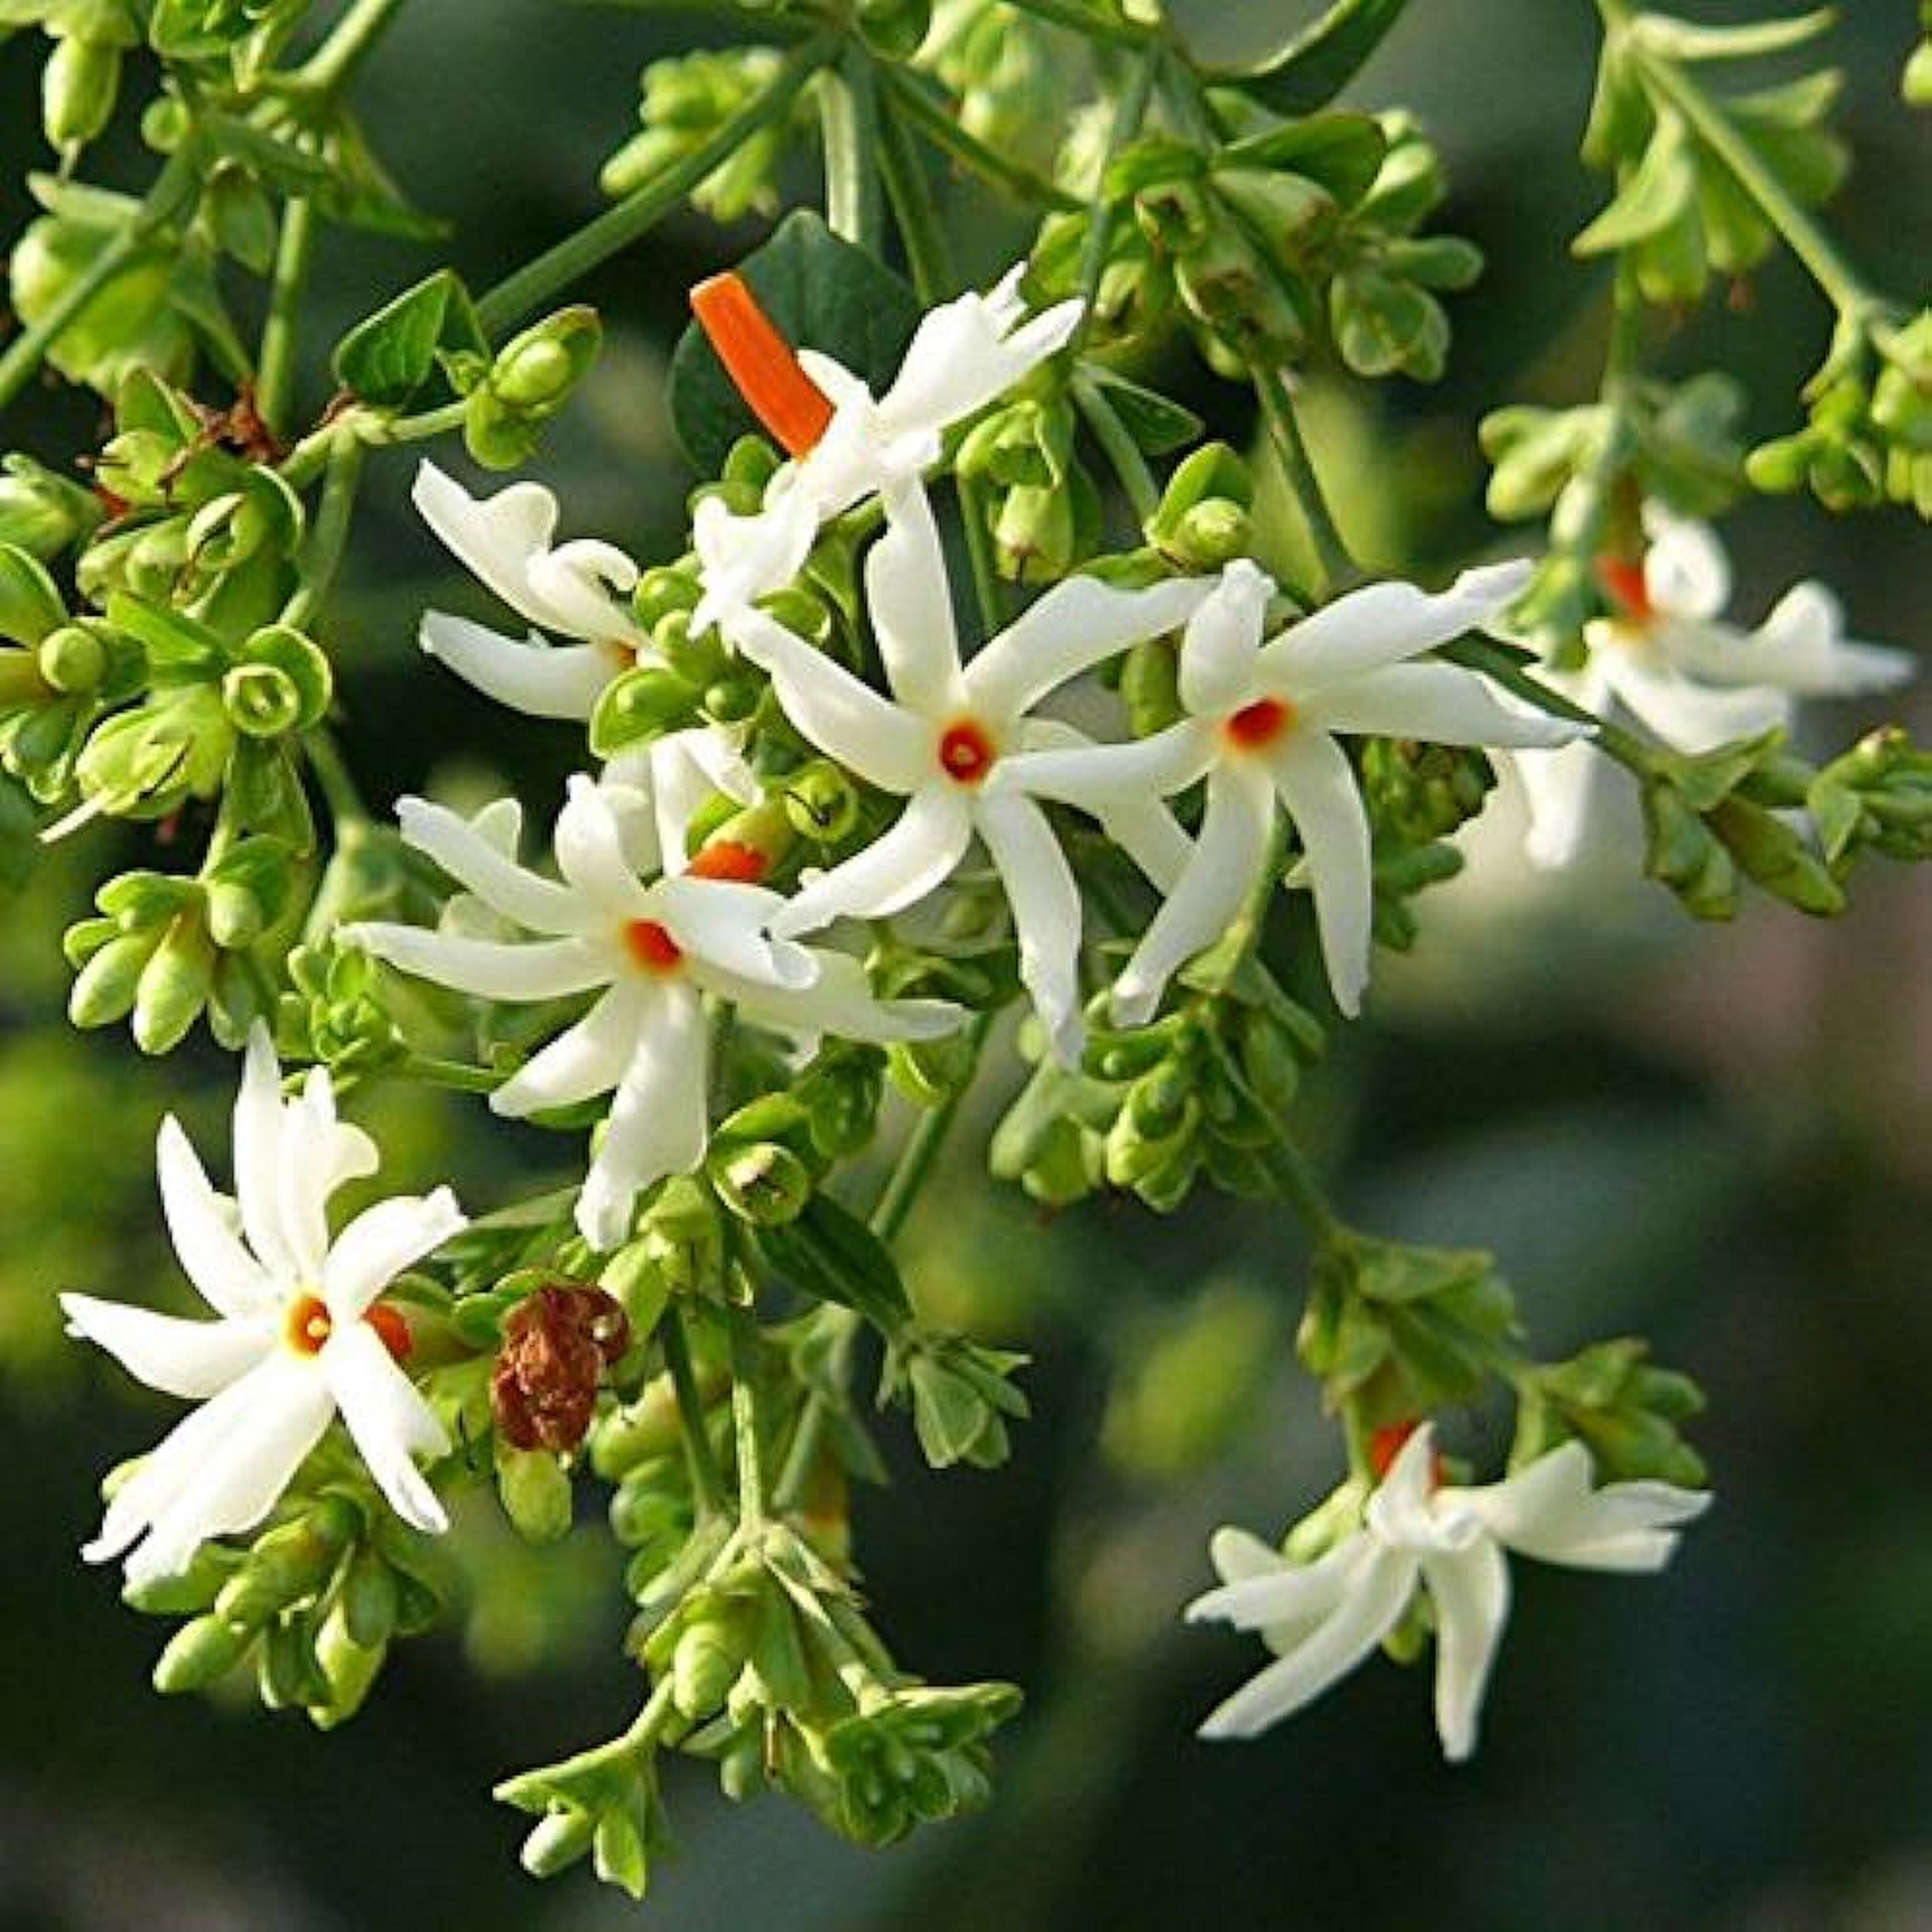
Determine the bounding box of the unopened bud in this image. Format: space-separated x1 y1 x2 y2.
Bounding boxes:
153 1613 249 1694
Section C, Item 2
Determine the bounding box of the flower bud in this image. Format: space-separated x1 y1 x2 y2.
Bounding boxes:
590 665 701 758
497 1444 577 1545
153 1613 249 1694
133 912 216 1054
710 1140 814 1226
38 622 106 695
0 456 100 559
672 1601 748 1719
215 1498 359 1626
310 1605 385 1728
488 307 602 415
221 661 303 739
43 35 123 154
70 926 161 1029
633 563 701 634
340 1544 400 1650
520 1805 598 1879
0 543 67 648
781 759 861 844
639 1176 724 1294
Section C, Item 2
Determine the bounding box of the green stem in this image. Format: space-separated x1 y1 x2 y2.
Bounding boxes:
0 148 199 415
1070 44 1159 354
296 0 409 97
725 1300 769 1528
820 47 885 253
1254 363 1352 594
303 722 370 824
1000 0 1155 49
1634 44 1872 317
881 68 1081 213
1440 636 1650 772
473 32 836 337
257 198 318 437
284 432 366 628
661 1304 729 1518
1262 1134 1343 1244
1071 371 1159 524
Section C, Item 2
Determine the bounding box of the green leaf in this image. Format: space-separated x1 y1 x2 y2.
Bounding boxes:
1633 7 1836 64
331 270 483 408
667 210 923 474
751 1191 912 1337
1200 0 1413 115
1573 117 1699 255
1080 366 1205 455
1219 111 1389 207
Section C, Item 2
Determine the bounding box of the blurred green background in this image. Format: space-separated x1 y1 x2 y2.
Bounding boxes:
2 3 1927 1927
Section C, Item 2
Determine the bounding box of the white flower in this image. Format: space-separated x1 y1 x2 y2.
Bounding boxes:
60 1027 466 1587
1186 1424 1711 1760
412 462 756 856
995 555 1577 1022
346 777 960 1251
731 478 1215 1062
689 262 1082 639
1514 510 1917 868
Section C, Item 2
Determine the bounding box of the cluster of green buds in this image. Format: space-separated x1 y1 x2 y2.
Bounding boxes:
1483 372 1747 649
921 0 1065 169
1512 1338 1708 1488
131 1481 457 1730
3 0 141 156
603 48 803 221
146 0 310 69
1579 7 1847 307
1748 306 1932 516
956 385 1099 584
0 454 103 563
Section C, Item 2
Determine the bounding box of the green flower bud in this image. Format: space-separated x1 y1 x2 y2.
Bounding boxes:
489 306 602 415
221 661 304 739
781 759 861 844
258 1612 331 1711
639 1175 723 1294
1906 37 1932 108
590 665 701 758
1708 796 1845 916
0 644 52 709
76 686 235 817
310 1604 385 1729
43 35 124 153
153 1612 250 1693
993 481 1077 583
236 624 331 725
214 1499 358 1627
38 623 106 695
0 456 100 559
671 1602 747 1719
0 543 67 647
70 925 162 1029
597 1241 670 1342
497 1444 576 1545
710 1141 814 1226
633 563 700 633
340 1545 400 1650
133 911 216 1053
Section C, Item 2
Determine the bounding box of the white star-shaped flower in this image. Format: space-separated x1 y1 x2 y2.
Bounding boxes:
60 1026 467 1587
689 262 1082 639
412 462 755 859
732 478 1215 1062
347 776 960 1251
994 555 1577 1022
1513 510 1917 868
1186 1423 1710 1760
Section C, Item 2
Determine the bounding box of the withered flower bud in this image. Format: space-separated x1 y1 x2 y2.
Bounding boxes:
491 1285 632 1453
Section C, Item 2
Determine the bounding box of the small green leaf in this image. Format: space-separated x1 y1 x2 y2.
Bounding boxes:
751 1191 911 1337
1081 366 1205 455
1573 117 1698 255
1633 7 1836 64
1199 0 1413 116
331 270 483 408
668 211 923 474
1220 111 1388 207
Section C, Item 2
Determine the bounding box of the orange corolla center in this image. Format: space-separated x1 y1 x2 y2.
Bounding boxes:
1224 696 1295 750
686 839 768 884
690 272 836 459
1596 554 1654 625
622 918 685 974
286 1294 414 1362
1370 1418 1446 1490
937 720 998 786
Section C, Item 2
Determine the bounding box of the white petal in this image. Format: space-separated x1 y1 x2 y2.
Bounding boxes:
1259 561 1535 696
323 1320 450 1532
554 773 652 917
1303 662 1587 749
723 949 961 1044
877 276 1081 440
115 1357 336 1587
323 1187 467 1320
976 792 1086 1065
1195 1541 1418 1741
1608 653 1790 752
691 486 823 642
348 923 612 1002
1640 508 1729 621
233 1024 294 1281
60 1293 273 1400
155 1116 276 1318
1208 1524 1293 1586
1669 585 1917 698
1268 729 1376 1018
1512 742 1603 870
396 793 584 935
526 536 640 643
769 785 975 936
1113 761 1275 1028
277 1067 378 1285
868 479 966 716
1188 1530 1367 1634
1013 717 1196 894
1459 1442 1712 1573
491 982 647 1118
647 725 756 875
1420 1539 1511 1762
1178 558 1271 716
653 876 816 990
995 718 1217 810
732 609 932 793
965 575 1215 724
419 611 617 723
577 984 710 1250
